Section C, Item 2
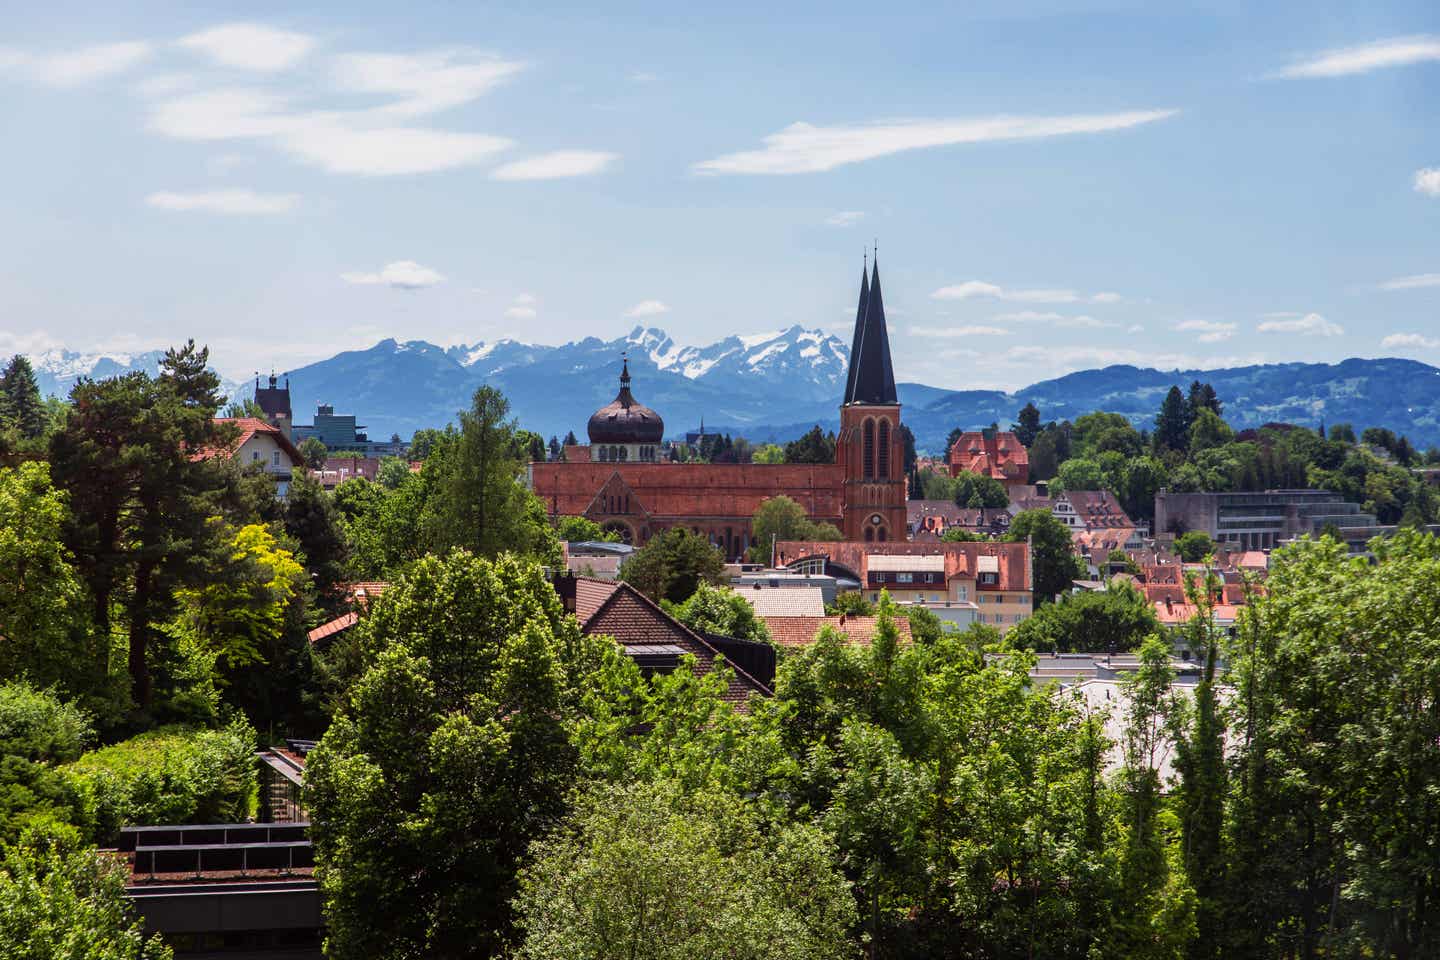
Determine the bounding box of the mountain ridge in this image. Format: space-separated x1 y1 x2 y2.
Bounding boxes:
21 333 1440 452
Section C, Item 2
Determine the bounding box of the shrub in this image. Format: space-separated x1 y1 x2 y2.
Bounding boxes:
61 721 257 840
0 682 94 764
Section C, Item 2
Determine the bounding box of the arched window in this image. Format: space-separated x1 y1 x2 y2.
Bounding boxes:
618 446 628 462
877 419 891 479
864 527 874 542
877 527 888 542
598 446 608 462
863 419 875 479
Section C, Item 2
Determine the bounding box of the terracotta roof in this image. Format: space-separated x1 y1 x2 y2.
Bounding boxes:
306 581 391 645
776 539 1031 593
948 431 1029 483
1155 601 1241 625
1058 490 1135 529
1237 550 1269 571
743 588 826 617
571 577 772 708
761 614 914 648
200 417 306 468
307 611 357 645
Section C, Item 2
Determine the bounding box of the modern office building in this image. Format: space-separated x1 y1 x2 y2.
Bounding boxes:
1155 489 1383 551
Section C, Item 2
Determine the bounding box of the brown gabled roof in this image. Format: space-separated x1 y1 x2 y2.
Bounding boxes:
307 611 357 645
948 431 1029 482
776 539 1031 593
571 577 772 708
761 614 913 648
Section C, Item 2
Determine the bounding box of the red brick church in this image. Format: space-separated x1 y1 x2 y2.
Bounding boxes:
527 258 907 560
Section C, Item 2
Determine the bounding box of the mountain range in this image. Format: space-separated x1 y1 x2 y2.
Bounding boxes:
22 330 1440 452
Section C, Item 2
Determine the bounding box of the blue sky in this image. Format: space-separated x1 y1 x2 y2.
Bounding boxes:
1 1 1437 389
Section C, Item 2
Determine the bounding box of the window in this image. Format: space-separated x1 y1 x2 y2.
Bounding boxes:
863 419 875 479
896 572 913 583
877 527 887 542
954 586 968 601
980 572 998 586
864 527 874 542
877 419 890 479
272 451 281 467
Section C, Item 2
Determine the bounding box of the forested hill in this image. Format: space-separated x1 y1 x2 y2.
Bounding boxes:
27 336 1440 451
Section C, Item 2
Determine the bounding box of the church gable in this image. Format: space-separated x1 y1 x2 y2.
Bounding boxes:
583 471 649 519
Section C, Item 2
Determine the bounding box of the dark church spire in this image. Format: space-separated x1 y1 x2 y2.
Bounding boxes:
843 251 898 405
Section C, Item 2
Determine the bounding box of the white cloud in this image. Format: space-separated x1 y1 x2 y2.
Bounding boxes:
1054 315 1118 328
991 310 1065 323
825 210 865 227
693 109 1177 175
490 150 616 181
1379 273 1440 291
1127 324 1145 333
1091 291 1123 303
178 23 315 72
910 325 1010 337
1175 319 1237 343
285 122 514 175
0 41 152 87
134 73 196 97
995 344 1264 375
932 280 1081 303
505 306 538 319
625 300 670 318
630 70 657 83
145 189 300 214
1275 35 1440 79
329 51 524 117
341 260 444 289
1415 168 1440 197
1256 312 1344 336
1382 333 1440 349
206 153 250 175
513 293 537 305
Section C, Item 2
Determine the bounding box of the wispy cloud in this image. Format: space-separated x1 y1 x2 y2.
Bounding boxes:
1257 312 1344 336
1175 319 1237 343
505 306 537 319
0 41 151 87
341 260 444 289
991 310 1066 323
178 23 315 72
329 50 524 117
490 150 617 181
932 280 1112 304
1416 168 1440 197
145 189 300 214
1379 273 1440 291
513 293 537 305
693 109 1177 175
1090 291 1123 304
910 325 1010 337
1054 315 1118 329
1274 35 1440 79
825 210 865 227
1382 332 1440 349
625 300 670 318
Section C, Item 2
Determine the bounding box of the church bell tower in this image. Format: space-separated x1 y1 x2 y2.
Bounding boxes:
837 253 906 542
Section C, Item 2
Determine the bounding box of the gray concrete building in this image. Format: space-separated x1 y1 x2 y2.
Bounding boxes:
1154 489 1380 551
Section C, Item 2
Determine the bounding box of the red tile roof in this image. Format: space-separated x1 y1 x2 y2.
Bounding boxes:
1059 490 1135 529
775 540 1031 593
197 417 306 468
307 611 357 645
761 614 913 648
948 431 1029 484
571 577 772 708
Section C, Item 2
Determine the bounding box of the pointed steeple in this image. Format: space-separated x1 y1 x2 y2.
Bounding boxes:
845 253 870 401
843 251 898 405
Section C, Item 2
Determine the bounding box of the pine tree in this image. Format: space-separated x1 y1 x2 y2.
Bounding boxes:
1156 386 1190 452
1012 402 1042 447
0 355 46 439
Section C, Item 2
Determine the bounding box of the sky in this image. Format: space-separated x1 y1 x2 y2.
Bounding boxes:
0 0 1437 390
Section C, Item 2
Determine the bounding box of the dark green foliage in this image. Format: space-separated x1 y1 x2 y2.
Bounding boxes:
747 495 842 561
553 515 619 543
0 355 46 439
1005 508 1085 604
1012 401 1042 447
950 469 1009 508
621 527 725 603
298 436 328 470
407 427 446 460
1008 580 1161 653
1155 385 1190 453
784 425 837 464
1174 531 1214 561
305 552 617 959
0 826 173 959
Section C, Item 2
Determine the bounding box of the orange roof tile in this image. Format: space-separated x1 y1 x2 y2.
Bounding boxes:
761 614 914 648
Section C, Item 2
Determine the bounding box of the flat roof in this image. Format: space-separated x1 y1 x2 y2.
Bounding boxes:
867 554 945 572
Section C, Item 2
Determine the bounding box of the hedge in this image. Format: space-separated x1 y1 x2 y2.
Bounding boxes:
61 721 258 840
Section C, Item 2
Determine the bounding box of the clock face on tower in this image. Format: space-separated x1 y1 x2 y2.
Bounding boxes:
870 514 885 526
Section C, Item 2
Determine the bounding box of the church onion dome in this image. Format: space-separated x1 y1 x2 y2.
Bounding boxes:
587 359 664 444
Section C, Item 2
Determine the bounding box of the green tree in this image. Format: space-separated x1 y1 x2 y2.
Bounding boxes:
951 470 1009 508
1012 401 1042 447
784 425 836 464
50 341 230 713
1053 457 1104 492
1155 386 1190 453
1122 456 1168 522
375 455 411 489
621 528 725 604
0 464 95 699
1174 531 1214 561
298 436 328 471
514 780 858 960
553 515 619 543
1073 411 1143 458
0 355 47 440
407 427 446 461
421 387 558 563
667 581 771 644
222 396 265 419
0 826 172 959
752 443 785 464
282 468 349 614
747 495 842 561
1188 409 1233 454
1007 579 1160 653
305 552 616 959
1005 508 1084 604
